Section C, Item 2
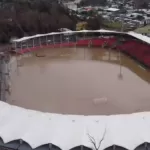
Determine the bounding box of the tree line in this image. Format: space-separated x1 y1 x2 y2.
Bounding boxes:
0 0 78 43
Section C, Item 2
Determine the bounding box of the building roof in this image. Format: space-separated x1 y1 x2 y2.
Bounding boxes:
105 8 119 12
0 101 150 150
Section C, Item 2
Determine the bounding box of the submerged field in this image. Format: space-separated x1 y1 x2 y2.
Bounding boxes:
7 47 150 115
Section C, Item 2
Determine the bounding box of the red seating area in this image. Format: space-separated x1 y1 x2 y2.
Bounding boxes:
17 37 150 68
116 40 150 67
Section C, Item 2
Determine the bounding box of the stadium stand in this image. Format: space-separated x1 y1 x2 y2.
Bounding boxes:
11 30 150 68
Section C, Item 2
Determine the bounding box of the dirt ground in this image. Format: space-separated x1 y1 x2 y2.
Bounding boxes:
7 47 150 115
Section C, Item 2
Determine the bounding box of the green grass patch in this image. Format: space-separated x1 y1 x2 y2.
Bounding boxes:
134 25 150 34
102 21 129 30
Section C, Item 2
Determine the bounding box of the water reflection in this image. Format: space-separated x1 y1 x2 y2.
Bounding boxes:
8 48 150 115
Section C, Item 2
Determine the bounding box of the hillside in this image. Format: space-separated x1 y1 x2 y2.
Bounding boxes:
0 0 78 43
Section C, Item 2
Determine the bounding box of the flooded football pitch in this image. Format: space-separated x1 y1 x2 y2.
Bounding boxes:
8 47 150 115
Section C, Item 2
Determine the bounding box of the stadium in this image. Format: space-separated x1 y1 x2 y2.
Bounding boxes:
0 29 150 150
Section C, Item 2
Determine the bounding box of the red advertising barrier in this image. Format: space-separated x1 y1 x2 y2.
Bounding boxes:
18 38 115 54
16 38 150 68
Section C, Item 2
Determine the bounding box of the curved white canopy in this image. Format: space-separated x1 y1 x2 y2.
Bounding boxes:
12 29 150 46
12 29 124 43
0 101 150 150
128 31 150 44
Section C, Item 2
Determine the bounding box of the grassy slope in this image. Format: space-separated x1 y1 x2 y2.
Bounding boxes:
135 25 150 34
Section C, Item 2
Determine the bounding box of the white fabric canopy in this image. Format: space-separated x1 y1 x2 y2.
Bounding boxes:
128 31 150 45
0 101 150 150
13 29 150 46
12 29 124 42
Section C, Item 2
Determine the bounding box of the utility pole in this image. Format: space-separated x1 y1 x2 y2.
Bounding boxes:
121 16 124 32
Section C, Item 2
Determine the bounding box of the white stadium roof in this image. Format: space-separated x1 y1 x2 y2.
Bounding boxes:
12 29 150 46
12 29 124 42
128 31 150 45
0 101 150 150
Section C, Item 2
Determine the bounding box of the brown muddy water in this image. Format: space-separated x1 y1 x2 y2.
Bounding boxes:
8 47 150 115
